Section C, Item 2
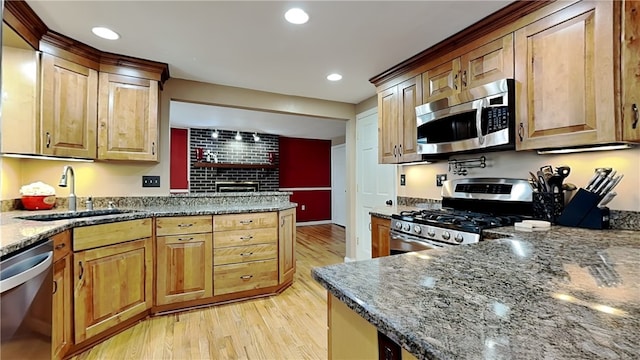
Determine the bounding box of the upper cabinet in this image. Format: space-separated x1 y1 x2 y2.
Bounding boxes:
621 0 640 142
98 73 159 161
514 1 616 150
41 53 98 158
1 24 39 155
422 34 514 104
378 75 422 164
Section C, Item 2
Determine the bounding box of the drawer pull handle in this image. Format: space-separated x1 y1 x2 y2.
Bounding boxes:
178 237 194 242
240 220 253 225
240 235 254 240
240 252 253 257
55 243 66 250
240 275 253 280
178 223 193 228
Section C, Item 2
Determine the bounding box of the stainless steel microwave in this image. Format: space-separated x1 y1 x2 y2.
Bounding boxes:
415 78 515 157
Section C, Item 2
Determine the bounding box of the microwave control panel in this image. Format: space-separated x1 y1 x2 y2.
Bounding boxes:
483 106 510 134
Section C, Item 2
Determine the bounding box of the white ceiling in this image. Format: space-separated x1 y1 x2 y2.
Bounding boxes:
24 0 513 139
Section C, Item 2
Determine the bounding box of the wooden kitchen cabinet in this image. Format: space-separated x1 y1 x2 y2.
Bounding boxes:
371 215 391 258
278 208 296 284
72 220 152 344
52 231 71 360
41 53 98 158
98 73 159 161
514 1 616 150
621 0 640 142
378 75 422 164
422 34 514 104
213 212 279 296
155 216 213 305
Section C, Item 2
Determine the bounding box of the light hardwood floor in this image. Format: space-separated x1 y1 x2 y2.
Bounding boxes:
70 224 346 360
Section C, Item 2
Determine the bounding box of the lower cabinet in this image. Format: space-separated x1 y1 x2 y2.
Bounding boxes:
328 294 417 360
155 216 213 305
213 212 279 296
52 231 72 360
371 215 391 258
72 220 153 344
279 208 296 283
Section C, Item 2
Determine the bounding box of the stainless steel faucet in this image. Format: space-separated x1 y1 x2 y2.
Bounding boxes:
58 165 76 212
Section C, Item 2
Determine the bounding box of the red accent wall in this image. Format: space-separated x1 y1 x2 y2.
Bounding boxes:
279 137 332 222
170 128 189 190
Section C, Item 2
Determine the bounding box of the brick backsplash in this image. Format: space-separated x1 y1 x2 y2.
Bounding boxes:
190 129 279 192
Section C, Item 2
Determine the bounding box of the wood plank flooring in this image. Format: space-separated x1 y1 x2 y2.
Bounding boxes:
70 224 345 360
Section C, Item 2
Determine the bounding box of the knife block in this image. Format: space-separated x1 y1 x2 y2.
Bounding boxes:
532 192 564 223
556 188 610 229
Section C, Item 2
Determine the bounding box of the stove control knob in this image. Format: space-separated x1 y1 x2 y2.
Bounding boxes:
395 222 402 229
414 226 422 234
403 223 411 232
454 233 464 243
427 228 436 237
442 231 451 240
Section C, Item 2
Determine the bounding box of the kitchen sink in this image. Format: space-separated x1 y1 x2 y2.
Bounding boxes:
17 209 142 222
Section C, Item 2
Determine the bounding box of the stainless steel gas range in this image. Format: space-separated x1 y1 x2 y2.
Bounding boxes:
390 178 533 254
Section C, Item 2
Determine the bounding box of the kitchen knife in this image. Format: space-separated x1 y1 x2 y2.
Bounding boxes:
585 171 600 190
599 174 623 197
594 170 617 195
536 170 548 192
597 191 616 208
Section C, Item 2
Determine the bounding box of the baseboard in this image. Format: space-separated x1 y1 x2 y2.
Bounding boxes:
296 220 332 226
344 257 356 263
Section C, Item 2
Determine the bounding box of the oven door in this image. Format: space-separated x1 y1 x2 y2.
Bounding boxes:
389 230 448 255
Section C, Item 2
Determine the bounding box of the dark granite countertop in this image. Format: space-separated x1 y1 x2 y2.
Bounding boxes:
1 202 296 257
312 225 640 359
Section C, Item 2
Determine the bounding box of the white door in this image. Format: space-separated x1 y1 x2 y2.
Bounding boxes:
355 109 396 260
331 144 347 227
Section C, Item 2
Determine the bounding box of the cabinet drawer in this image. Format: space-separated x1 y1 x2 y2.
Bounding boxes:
213 259 278 296
73 219 152 251
213 228 277 248
214 212 277 231
156 215 212 236
214 243 277 266
157 232 212 245
52 230 71 262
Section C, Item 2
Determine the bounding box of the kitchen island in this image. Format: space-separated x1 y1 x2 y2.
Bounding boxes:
312 226 640 359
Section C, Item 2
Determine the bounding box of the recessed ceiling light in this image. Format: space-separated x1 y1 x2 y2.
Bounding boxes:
91 27 120 40
285 8 309 25
327 73 342 81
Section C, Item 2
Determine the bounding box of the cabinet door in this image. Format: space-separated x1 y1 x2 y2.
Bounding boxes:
52 255 72 360
422 58 460 104
461 33 514 90
156 233 213 305
371 215 390 258
1 46 39 154
378 86 399 163
398 76 422 162
622 0 640 141
98 73 158 161
515 1 615 150
74 238 152 343
41 53 98 158
278 208 296 284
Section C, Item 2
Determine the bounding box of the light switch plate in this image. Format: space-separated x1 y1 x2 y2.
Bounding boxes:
142 176 160 187
400 174 406 186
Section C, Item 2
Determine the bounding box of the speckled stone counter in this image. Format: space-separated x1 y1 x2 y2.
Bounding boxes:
312 226 640 359
1 192 296 257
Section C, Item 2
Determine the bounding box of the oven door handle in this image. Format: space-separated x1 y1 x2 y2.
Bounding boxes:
390 232 446 250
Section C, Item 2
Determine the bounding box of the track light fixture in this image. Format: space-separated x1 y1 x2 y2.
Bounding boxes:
253 133 260 142
235 131 242 141
211 129 219 139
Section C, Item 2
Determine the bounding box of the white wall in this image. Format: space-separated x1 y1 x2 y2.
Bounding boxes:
398 147 640 211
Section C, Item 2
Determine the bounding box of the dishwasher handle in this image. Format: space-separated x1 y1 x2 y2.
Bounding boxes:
0 251 53 294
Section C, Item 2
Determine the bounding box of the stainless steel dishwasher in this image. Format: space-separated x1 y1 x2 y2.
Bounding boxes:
1 240 54 359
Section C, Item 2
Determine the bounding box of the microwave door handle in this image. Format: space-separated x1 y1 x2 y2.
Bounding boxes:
476 98 487 145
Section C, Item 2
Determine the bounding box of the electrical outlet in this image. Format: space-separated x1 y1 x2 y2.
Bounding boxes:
301 204 306 211
400 174 406 186
436 174 447 187
142 176 160 187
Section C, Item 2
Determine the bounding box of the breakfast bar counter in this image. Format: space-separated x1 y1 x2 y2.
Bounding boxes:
312 226 640 359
